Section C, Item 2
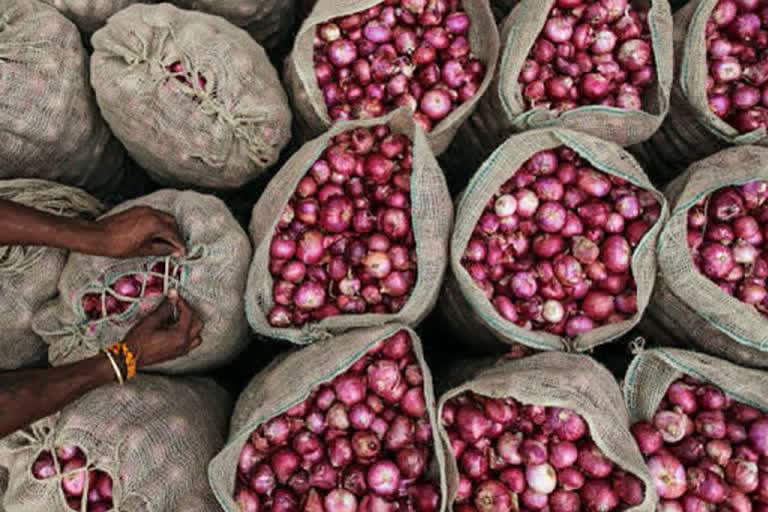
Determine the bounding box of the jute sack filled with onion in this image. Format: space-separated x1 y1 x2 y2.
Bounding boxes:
245 109 452 345
453 0 673 169
38 0 153 32
623 348 768 510
170 0 295 50
0 376 230 512
32 190 251 375
90 3 292 190
636 0 768 183
648 146 768 369
283 0 499 156
438 128 667 354
207 325 447 512
436 352 657 512
0 180 103 371
0 0 124 196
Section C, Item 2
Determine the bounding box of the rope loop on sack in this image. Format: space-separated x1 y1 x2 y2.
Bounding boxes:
629 336 646 356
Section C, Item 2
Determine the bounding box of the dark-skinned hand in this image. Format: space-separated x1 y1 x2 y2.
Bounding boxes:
123 290 204 368
96 206 186 258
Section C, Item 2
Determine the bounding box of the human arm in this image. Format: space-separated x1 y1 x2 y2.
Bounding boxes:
0 199 186 258
0 290 203 439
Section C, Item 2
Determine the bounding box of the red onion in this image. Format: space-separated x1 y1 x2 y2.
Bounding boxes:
474 480 515 512
580 479 619 512
61 458 87 497
32 451 56 480
749 418 768 456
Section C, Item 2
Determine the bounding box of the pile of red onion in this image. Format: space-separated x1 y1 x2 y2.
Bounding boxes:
705 0 768 133
80 261 182 319
32 445 114 512
233 330 440 512
313 0 487 132
517 0 655 112
460 146 660 337
630 377 768 511
267 125 417 328
442 392 646 512
686 180 768 315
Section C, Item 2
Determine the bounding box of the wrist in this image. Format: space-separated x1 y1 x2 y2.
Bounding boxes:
53 216 108 255
123 334 144 369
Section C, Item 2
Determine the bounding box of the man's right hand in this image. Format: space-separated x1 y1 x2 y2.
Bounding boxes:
123 289 204 368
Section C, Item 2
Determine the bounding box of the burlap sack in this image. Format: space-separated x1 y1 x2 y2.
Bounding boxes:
454 0 673 169
90 3 292 190
0 375 231 512
0 466 6 512
0 179 103 371
284 0 499 156
39 0 152 32
246 109 453 345
436 352 657 512
170 0 294 50
623 348 768 424
0 0 124 196
648 146 768 369
32 189 251 374
637 0 767 183
207 325 448 512
438 128 668 354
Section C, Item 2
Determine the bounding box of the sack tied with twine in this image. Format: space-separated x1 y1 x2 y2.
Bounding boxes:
90 3 292 190
0 0 124 196
32 189 251 375
0 376 231 512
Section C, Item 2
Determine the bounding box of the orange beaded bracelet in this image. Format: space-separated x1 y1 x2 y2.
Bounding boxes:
106 342 137 381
